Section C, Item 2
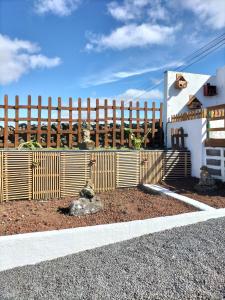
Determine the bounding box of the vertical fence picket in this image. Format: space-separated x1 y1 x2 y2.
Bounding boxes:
3 95 8 148
144 101 148 147
129 101 132 148
120 101 124 146
37 96 42 144
152 101 156 146
104 99 108 147
57 97 61 148
113 100 116 148
69 97 73 148
136 101 140 138
15 95 19 147
96 98 99 147
78 98 82 144
27 95 31 142
47 97 52 148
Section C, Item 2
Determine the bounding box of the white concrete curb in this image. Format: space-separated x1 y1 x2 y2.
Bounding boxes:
1 209 225 272
143 184 216 211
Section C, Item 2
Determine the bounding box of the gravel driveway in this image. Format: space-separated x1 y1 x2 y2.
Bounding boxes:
0 217 225 300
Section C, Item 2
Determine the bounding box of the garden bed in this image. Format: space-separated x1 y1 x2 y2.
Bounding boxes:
161 178 225 209
0 188 196 236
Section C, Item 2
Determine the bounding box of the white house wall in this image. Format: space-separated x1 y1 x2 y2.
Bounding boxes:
167 119 207 178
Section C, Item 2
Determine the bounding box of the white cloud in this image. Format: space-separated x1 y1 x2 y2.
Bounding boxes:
0 34 61 85
107 0 149 22
82 60 183 87
180 0 225 29
86 23 178 51
118 88 163 101
34 0 81 16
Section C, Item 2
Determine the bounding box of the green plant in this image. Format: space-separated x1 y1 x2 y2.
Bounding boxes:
18 140 43 150
124 128 151 150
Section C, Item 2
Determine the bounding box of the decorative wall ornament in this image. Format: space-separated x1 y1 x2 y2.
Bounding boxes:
171 127 188 150
175 74 188 89
187 95 202 110
203 83 217 96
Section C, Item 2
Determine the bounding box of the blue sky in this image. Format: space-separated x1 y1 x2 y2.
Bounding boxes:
0 0 225 107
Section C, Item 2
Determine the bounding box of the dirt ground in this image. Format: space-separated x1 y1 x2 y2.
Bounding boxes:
0 187 196 236
161 177 225 209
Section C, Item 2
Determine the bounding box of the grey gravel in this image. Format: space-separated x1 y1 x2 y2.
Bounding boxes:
0 217 225 300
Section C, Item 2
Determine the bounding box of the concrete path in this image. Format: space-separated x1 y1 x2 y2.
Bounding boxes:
0 217 225 300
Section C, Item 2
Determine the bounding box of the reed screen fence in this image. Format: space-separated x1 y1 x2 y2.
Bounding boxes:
0 95 163 149
0 150 191 202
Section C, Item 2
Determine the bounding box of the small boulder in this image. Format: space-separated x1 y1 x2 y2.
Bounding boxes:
69 196 103 216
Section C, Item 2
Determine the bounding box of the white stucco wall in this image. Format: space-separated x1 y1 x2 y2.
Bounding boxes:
163 65 225 130
167 119 207 178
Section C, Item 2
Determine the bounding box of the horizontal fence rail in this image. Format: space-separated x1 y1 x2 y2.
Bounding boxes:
0 95 163 149
0 150 191 202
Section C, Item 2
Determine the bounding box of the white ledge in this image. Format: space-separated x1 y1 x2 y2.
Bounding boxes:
1 208 225 272
143 184 216 211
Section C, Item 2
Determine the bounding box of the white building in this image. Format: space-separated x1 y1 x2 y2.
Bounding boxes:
164 65 225 181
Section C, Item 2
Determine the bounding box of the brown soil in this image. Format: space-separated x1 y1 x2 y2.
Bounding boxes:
0 187 196 236
161 178 225 209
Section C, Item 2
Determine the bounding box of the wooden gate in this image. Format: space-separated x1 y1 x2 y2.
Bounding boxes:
32 152 60 200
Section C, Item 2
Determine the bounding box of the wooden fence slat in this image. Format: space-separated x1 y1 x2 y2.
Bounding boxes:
4 95 8 148
129 101 132 148
104 99 108 147
96 98 99 147
113 100 116 148
57 97 61 148
78 97 82 144
15 95 19 147
37 96 42 144
120 101 124 146
47 97 52 148
27 95 31 142
69 97 73 148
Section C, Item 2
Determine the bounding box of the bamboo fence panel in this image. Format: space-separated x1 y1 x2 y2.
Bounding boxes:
140 151 163 183
60 152 90 197
163 151 191 180
3 151 32 201
90 152 116 192
0 95 163 149
0 150 191 201
116 152 140 187
32 152 60 200
0 152 4 201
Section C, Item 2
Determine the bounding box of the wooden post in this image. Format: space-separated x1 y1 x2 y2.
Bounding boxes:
69 97 73 148
160 102 163 146
47 97 52 148
4 95 8 148
57 97 61 148
27 95 31 142
129 101 132 148
152 101 156 147
78 97 82 144
120 100 124 146
136 101 140 138
144 101 148 147
87 97 91 126
15 95 19 147
37 96 42 144
96 98 99 147
104 99 108 147
113 100 116 148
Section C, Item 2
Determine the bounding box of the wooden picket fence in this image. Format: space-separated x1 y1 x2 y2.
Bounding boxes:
0 95 163 149
0 150 191 202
